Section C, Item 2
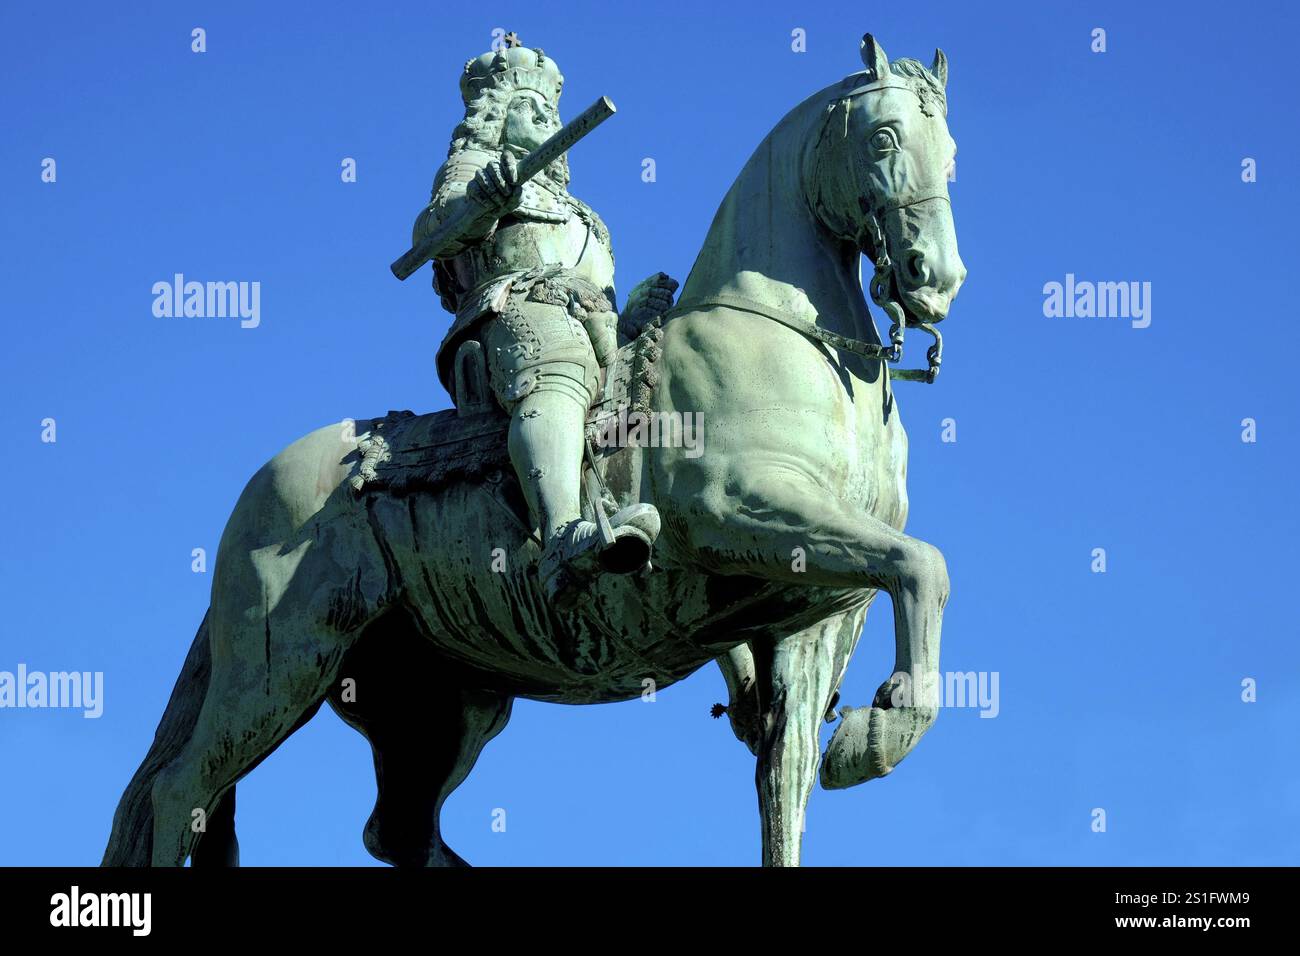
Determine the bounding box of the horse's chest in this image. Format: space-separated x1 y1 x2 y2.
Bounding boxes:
840 377 910 529
654 312 910 529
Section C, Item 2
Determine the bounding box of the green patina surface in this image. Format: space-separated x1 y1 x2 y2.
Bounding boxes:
105 32 965 868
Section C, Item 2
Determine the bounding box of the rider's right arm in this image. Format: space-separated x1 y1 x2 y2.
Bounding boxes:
411 153 497 259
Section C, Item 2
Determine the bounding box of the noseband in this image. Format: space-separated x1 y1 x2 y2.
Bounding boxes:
861 199 944 384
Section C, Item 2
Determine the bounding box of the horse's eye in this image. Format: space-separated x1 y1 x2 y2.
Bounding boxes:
870 129 898 152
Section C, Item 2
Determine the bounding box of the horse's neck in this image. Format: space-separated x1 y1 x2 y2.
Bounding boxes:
678 96 877 344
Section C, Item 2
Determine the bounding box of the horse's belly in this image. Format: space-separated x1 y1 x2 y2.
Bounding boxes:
365 485 714 702
359 472 878 703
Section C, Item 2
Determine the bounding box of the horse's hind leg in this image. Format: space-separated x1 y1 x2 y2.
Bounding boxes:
147 613 342 866
329 621 512 867
354 687 511 868
190 788 239 867
143 421 396 865
149 529 380 864
752 606 869 866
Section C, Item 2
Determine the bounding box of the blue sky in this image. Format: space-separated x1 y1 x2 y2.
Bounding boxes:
1 0 1296 865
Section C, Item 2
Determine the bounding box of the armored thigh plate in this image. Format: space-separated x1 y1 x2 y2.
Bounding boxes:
482 292 599 411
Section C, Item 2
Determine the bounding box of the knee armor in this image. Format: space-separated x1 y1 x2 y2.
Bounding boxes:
481 283 602 413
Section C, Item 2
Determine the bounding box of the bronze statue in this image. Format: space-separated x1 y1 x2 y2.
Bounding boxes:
104 32 965 867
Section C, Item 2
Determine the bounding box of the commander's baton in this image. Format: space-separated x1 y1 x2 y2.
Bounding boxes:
390 95 617 281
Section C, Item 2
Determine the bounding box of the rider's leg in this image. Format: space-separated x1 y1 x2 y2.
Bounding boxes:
483 300 658 601
483 301 598 540
507 365 591 542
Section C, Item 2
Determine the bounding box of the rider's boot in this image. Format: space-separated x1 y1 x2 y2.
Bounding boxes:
508 385 659 609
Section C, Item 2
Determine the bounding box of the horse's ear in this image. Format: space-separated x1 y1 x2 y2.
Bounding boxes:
860 33 890 81
930 47 948 88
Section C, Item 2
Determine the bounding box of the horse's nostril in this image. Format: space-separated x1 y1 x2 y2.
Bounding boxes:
905 251 929 285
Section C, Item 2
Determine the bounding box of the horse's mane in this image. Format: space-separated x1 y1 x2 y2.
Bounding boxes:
881 58 947 117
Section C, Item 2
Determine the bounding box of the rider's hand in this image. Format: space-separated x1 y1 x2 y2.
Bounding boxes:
619 272 679 339
466 153 523 218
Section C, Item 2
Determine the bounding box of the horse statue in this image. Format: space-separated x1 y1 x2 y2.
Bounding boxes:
103 32 965 868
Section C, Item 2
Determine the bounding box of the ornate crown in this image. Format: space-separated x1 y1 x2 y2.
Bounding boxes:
460 34 563 108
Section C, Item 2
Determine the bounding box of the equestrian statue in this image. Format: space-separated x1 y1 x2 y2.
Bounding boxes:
104 30 966 867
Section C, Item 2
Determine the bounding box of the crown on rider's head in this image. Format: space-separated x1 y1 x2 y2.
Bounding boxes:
460 35 563 109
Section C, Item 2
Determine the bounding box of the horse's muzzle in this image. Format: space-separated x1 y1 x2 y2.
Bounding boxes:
889 198 965 323
901 286 958 323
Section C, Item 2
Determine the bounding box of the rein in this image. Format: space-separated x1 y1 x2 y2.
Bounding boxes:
663 293 892 360
660 290 941 383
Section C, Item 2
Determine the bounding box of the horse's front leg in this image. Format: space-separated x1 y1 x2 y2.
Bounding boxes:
817 523 947 790
750 608 868 866
673 467 949 792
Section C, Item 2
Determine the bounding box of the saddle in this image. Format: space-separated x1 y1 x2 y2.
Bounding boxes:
348 321 664 507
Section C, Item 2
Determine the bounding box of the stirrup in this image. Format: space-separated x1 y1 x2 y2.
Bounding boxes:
597 503 659 574
539 505 661 609
580 463 660 574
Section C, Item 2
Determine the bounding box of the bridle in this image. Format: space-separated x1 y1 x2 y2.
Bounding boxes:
661 75 951 385
861 198 945 384
837 76 950 384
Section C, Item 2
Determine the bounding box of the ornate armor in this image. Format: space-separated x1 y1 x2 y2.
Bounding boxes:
405 37 660 609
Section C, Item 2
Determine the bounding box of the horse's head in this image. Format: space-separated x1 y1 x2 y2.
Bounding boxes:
811 34 965 327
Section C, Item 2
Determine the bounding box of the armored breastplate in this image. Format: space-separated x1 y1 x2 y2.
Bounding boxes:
434 188 616 395
443 187 612 303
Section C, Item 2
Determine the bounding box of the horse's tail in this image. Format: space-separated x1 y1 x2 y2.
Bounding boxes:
103 609 228 866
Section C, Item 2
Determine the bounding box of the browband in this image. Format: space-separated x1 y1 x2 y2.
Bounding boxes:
841 81 916 99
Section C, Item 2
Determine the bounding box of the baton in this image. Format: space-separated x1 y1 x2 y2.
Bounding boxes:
390 95 617 280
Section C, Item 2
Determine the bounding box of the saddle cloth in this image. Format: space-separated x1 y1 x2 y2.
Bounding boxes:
349 321 663 499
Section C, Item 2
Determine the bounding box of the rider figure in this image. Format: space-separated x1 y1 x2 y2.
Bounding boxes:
411 36 677 608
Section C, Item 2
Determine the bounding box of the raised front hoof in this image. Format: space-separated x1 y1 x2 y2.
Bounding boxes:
819 704 936 790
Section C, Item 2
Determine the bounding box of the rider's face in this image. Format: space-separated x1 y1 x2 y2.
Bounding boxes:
503 92 557 151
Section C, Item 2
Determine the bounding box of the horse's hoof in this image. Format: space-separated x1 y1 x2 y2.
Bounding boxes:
819 704 936 789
